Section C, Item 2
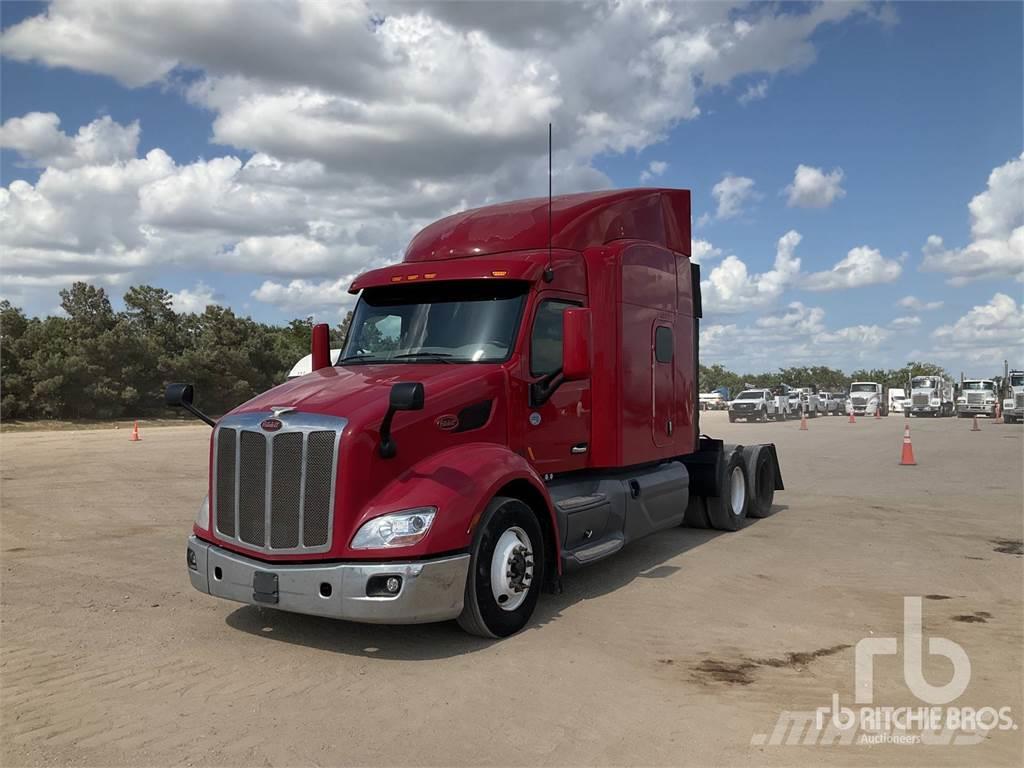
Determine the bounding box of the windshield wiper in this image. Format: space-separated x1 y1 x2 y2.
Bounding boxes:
336 352 386 364
389 352 455 362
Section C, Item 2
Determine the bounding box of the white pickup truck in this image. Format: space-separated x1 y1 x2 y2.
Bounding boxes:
728 389 783 422
817 391 842 415
793 387 822 417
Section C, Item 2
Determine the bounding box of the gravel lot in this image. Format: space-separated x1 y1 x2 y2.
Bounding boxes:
2 411 1021 767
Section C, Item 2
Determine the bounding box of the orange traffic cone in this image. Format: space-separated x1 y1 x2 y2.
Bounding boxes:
900 424 916 466
994 403 1003 424
874 405 882 419
130 421 141 442
971 415 981 432
799 412 808 431
848 409 856 424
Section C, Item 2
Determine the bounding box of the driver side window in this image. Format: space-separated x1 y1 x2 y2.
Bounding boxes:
530 300 575 376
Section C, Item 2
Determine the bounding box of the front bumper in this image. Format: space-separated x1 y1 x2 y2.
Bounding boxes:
187 535 470 624
957 403 996 415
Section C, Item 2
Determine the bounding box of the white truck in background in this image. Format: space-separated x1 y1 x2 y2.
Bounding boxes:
817 391 841 415
907 375 955 417
1002 369 1024 424
768 384 796 421
889 387 906 413
848 381 888 416
957 379 998 418
287 349 342 379
727 389 780 422
793 387 822 417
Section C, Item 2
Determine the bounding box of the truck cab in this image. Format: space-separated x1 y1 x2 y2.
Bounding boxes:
1003 370 1024 424
958 379 998 417
176 189 782 638
907 375 953 417
848 381 888 416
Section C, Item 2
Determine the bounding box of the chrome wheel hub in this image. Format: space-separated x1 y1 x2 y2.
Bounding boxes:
490 526 534 612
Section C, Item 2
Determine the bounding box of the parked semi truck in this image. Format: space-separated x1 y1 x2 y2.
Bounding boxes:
1002 369 1024 424
848 381 888 416
170 189 784 638
906 375 954 417
957 378 998 418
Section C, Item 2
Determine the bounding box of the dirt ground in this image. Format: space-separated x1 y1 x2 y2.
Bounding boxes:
1 411 1022 767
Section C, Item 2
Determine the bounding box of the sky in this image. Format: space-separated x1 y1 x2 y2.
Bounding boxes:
1 0 1021 375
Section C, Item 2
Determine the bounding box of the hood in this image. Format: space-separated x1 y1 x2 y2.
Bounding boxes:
233 363 503 429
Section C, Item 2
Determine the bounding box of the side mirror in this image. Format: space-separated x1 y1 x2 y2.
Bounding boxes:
390 381 425 411
562 307 592 381
311 322 331 371
165 382 195 408
379 382 425 458
164 382 216 428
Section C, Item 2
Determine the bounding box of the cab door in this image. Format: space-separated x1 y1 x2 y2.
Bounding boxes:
652 322 675 448
521 296 591 475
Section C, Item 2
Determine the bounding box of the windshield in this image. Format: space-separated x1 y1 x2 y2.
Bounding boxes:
961 381 995 391
341 281 527 364
850 383 877 393
736 391 763 400
912 377 937 388
1010 375 1024 387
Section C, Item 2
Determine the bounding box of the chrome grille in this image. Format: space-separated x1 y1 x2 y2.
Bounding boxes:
967 392 984 404
1016 393 1024 409
212 412 345 554
913 394 929 406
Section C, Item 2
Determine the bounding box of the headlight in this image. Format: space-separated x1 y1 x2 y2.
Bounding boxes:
195 494 210 531
957 397 966 403
985 398 995 404
351 508 436 549
1005 399 1014 408
930 399 940 406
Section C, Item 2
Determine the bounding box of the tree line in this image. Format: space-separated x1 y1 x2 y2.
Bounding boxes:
2 281 951 421
1 283 350 420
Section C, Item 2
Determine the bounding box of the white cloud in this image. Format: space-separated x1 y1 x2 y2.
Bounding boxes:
0 1 888 312
803 246 902 291
784 164 846 208
755 301 825 334
738 80 768 105
170 282 217 314
814 324 891 347
700 230 801 313
897 295 943 311
690 238 722 265
251 277 354 312
933 293 1024 355
890 315 921 329
639 160 668 183
921 153 1024 285
710 174 759 220
0 112 139 170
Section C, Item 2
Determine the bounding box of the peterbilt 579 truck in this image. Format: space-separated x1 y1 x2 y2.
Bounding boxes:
171 189 783 638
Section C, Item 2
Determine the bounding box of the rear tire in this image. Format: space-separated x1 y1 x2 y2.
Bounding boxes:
705 449 749 531
457 497 544 639
744 445 777 518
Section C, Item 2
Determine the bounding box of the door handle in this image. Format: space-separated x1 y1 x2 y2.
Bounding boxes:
571 443 588 454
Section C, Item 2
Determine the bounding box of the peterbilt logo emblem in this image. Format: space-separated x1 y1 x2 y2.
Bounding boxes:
435 414 459 431
260 418 283 432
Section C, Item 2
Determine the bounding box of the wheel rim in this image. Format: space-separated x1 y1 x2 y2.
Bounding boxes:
729 466 746 517
489 526 534 612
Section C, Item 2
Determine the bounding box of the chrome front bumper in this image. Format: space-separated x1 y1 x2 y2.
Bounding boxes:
957 404 995 415
187 536 470 624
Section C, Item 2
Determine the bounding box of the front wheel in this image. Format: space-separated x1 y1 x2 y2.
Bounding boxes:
458 497 545 638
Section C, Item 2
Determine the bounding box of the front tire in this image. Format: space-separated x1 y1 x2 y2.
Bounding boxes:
458 497 545 639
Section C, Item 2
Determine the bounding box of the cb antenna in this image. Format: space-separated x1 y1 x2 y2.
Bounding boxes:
543 122 554 283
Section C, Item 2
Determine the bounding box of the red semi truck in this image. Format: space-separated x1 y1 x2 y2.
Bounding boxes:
173 188 783 638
